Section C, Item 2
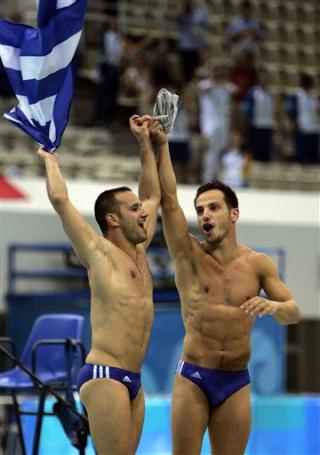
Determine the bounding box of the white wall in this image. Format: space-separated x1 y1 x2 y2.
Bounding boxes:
1 177 319 317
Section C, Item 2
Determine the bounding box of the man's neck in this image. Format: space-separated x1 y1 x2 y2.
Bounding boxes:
106 232 138 262
204 236 239 265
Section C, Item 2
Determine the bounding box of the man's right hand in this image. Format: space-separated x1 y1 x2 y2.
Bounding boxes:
37 146 58 163
149 118 168 146
129 114 151 142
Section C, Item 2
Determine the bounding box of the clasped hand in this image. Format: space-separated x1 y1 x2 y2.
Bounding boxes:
129 114 167 145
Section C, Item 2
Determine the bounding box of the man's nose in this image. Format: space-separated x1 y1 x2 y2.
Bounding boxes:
202 209 210 220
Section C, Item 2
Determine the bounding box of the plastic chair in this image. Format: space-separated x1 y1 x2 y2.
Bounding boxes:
0 313 86 455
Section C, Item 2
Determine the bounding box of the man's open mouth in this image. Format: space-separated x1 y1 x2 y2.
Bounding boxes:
203 223 213 232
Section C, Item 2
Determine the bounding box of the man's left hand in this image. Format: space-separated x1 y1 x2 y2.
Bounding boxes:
129 114 151 142
149 118 168 145
240 296 278 318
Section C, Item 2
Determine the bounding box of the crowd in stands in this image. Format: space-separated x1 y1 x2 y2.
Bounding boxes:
0 0 319 186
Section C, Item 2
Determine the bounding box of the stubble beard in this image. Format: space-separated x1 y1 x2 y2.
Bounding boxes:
206 222 229 247
122 222 146 245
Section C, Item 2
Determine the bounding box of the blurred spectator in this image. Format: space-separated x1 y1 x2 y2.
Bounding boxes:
149 47 179 92
197 64 235 182
121 43 179 112
229 51 257 104
176 0 209 82
240 69 275 162
102 0 118 17
119 54 154 113
272 92 294 161
93 18 124 127
219 129 252 188
168 86 193 184
284 74 320 164
226 0 264 57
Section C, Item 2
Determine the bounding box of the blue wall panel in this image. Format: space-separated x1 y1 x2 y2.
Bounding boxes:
6 298 285 394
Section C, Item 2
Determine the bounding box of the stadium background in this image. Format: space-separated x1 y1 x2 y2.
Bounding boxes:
0 1 319 454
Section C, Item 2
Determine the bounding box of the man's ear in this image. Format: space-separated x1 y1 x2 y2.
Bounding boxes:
231 208 239 223
106 213 120 227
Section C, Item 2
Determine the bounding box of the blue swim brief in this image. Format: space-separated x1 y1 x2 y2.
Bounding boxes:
176 359 250 408
77 364 141 400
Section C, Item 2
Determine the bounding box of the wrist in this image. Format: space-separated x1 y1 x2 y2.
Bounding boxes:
138 135 151 144
46 152 58 161
44 153 59 168
272 301 280 316
157 141 168 150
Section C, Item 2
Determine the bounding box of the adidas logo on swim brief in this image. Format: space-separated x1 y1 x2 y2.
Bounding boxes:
122 376 132 383
191 371 202 379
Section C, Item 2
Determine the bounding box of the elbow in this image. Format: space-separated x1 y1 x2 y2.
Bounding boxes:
145 189 161 205
151 193 161 208
160 189 178 209
276 301 301 325
160 195 179 211
154 187 161 203
286 304 301 325
291 301 301 324
292 306 302 324
49 192 68 209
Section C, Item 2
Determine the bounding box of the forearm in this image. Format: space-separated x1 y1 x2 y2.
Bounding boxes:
158 142 179 209
273 299 301 325
138 137 160 202
43 154 69 207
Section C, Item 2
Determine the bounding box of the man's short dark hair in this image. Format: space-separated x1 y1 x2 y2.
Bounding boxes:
94 187 132 235
194 180 239 210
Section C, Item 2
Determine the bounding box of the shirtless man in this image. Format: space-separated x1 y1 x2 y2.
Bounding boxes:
154 128 301 455
38 115 161 455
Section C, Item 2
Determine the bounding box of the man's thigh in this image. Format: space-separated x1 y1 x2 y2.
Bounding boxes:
208 384 251 455
80 378 132 455
130 388 145 454
171 375 209 455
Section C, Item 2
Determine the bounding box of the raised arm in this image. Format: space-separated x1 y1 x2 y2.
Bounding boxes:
240 253 301 325
37 148 100 268
129 115 160 248
155 125 193 262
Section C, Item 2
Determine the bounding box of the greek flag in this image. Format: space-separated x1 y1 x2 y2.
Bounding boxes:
0 0 87 152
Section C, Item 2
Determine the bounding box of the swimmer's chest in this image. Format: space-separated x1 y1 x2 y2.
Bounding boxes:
195 254 261 307
89 249 153 297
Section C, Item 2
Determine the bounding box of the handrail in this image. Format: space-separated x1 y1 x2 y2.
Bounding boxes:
0 345 88 425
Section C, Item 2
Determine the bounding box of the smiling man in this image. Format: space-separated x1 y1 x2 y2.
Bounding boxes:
155 129 301 455
38 114 161 454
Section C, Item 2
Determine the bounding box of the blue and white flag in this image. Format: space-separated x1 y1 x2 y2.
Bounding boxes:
0 0 87 152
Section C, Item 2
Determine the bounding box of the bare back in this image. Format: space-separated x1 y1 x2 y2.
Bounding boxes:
176 236 261 370
86 238 154 372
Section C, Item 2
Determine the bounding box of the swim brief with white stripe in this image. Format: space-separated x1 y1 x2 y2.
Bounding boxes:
77 363 141 400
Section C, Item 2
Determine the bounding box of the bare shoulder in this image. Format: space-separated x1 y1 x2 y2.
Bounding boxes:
88 235 117 263
241 246 276 273
190 233 202 246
